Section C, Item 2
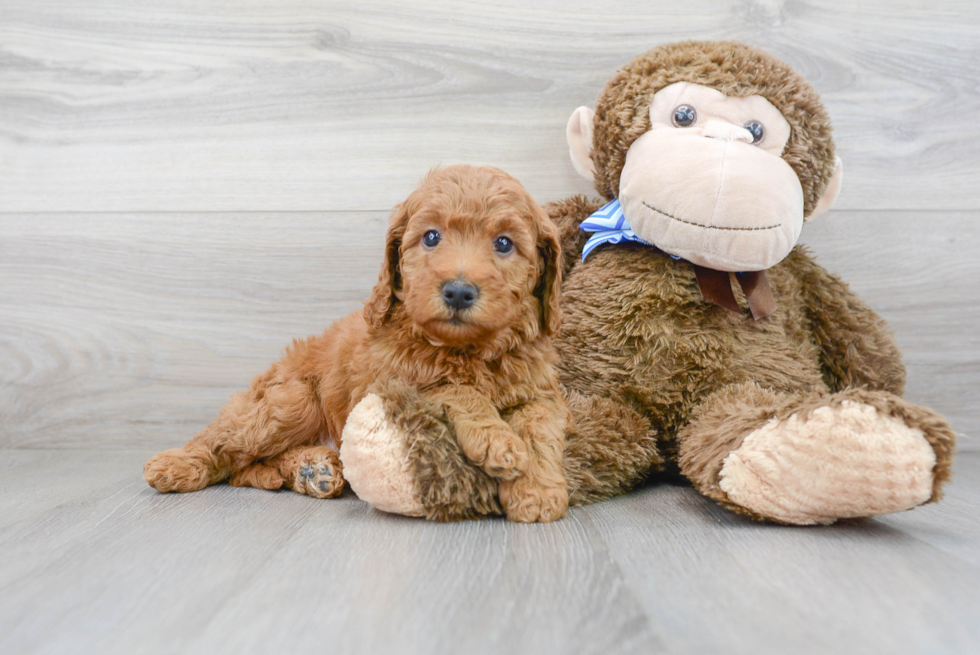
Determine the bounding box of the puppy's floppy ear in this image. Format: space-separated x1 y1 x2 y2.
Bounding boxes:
534 209 563 337
364 203 409 330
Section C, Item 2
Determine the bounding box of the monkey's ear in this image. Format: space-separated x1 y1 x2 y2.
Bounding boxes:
806 157 844 222
364 204 408 330
566 106 596 180
535 211 564 337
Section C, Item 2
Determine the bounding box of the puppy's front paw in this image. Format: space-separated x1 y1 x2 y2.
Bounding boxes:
144 448 212 493
461 426 528 480
292 447 344 499
499 476 569 523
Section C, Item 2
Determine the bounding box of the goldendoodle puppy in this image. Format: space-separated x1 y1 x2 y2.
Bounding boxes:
144 165 569 522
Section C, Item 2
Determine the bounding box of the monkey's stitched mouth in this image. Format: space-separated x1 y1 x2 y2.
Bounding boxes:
642 201 781 232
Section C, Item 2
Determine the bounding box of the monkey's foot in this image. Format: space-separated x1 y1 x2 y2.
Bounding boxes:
341 391 502 521
340 394 426 516
718 400 938 525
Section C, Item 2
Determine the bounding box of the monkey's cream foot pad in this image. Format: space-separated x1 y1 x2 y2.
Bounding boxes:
340 394 425 517
719 401 937 525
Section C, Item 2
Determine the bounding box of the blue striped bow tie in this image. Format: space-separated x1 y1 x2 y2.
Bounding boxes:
579 199 775 320
579 199 660 262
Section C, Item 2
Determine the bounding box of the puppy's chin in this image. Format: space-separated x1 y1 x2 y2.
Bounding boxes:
418 315 498 347
402 293 520 348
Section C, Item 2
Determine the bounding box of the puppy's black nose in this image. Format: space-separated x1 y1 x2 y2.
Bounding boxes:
441 280 479 310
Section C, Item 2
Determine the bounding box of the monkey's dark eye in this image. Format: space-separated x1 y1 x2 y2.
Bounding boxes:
422 230 441 248
493 236 514 254
744 120 765 144
672 104 697 127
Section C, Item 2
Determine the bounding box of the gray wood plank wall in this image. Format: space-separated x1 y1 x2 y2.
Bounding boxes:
2 0 978 451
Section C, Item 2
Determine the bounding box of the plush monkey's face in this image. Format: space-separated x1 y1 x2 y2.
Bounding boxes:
568 81 842 272
621 82 800 271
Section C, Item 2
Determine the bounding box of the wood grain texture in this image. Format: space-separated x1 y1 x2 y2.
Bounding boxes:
0 0 978 212
2 210 977 450
3 207 977 450
799 211 980 447
0 449 977 655
2 5 977 654
0 450 660 655
589 456 980 655
0 450 148 530
0 212 389 449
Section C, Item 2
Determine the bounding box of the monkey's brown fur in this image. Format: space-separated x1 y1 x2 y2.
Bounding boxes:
379 41 954 523
144 165 569 523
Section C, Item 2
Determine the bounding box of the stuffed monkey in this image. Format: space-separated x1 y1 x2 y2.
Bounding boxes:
341 40 956 525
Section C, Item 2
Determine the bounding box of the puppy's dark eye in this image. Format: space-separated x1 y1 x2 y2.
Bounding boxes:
422 230 441 248
493 236 514 254
744 120 765 144
672 104 697 127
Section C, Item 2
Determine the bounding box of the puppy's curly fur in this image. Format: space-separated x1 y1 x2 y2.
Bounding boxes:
144 165 569 523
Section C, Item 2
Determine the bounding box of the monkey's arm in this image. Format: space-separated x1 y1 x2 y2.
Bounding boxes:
546 195 603 277
796 253 906 395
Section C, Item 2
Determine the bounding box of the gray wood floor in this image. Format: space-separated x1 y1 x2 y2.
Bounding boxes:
2 1 979 653
0 449 978 655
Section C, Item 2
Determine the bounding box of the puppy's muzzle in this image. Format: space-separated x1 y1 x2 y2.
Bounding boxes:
441 279 479 311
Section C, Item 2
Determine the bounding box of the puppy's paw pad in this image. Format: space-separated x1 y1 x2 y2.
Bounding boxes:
294 453 344 499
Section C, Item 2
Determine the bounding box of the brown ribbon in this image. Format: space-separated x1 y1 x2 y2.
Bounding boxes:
692 265 776 320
